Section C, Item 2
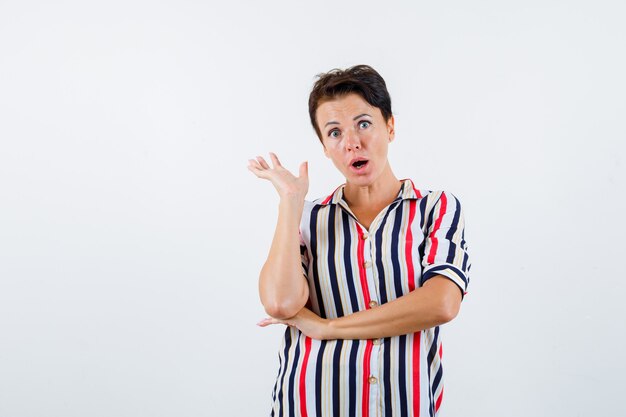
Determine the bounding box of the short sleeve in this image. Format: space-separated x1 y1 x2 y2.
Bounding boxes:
299 230 310 278
420 191 471 298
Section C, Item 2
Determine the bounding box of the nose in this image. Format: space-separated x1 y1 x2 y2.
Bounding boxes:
344 130 361 151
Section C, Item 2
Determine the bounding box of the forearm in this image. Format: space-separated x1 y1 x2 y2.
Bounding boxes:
259 196 309 319
326 276 462 339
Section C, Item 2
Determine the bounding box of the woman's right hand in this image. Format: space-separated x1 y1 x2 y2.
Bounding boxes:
248 152 309 201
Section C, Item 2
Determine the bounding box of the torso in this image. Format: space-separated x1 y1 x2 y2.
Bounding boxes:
269 180 472 417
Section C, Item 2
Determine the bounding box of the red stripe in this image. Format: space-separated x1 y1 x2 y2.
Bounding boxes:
404 198 421 415
321 184 343 205
361 340 374 417
412 332 421 415
399 178 423 199
410 179 423 199
427 192 447 265
435 386 444 411
405 200 417 291
298 336 312 417
355 223 374 417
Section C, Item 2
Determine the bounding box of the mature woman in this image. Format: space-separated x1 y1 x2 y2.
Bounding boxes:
248 65 471 417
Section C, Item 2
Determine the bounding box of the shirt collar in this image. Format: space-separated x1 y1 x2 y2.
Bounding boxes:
319 178 422 206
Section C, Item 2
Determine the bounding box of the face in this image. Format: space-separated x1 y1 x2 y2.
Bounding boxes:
316 93 395 187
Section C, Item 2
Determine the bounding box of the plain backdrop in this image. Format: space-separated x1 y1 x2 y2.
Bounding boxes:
1 1 625 416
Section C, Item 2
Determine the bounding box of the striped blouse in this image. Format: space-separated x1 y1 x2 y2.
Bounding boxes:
270 178 471 417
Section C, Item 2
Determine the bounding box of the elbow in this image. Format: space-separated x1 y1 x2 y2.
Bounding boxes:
436 297 461 325
259 265 308 319
263 298 304 320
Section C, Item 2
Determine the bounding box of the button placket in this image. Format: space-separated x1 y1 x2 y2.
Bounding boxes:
368 337 382 414
363 230 382 414
362 232 376 310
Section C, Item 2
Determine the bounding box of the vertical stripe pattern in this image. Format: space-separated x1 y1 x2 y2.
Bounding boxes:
270 179 471 416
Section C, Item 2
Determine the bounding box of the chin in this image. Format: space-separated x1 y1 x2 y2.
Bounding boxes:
345 174 375 187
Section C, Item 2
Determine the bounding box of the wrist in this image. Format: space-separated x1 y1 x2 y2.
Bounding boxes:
278 197 305 215
279 193 305 205
325 318 339 340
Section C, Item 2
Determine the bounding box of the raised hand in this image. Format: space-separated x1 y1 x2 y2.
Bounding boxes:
247 152 309 201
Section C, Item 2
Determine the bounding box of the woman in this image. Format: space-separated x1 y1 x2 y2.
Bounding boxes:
248 65 471 417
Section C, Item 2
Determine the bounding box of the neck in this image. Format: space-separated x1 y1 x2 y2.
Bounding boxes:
343 163 402 209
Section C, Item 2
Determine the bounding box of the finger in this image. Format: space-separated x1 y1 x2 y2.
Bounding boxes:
247 159 264 173
247 164 263 176
256 156 270 170
269 152 282 168
299 161 308 178
248 162 270 179
257 317 282 327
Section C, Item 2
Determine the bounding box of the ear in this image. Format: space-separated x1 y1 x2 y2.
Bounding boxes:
387 115 396 142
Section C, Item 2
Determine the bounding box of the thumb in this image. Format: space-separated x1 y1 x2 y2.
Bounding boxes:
299 161 308 178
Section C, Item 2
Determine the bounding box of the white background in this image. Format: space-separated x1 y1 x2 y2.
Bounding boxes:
1 1 625 416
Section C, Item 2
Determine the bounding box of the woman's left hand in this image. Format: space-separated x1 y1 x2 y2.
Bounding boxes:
257 307 331 340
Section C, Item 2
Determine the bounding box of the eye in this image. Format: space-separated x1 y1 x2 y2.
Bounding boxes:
358 120 371 129
328 129 341 138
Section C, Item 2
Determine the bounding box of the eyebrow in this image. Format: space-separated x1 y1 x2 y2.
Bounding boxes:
324 113 373 128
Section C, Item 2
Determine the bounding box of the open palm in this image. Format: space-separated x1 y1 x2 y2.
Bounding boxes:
247 152 309 200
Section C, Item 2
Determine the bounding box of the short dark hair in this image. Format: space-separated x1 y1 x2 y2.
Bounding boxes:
308 64 393 142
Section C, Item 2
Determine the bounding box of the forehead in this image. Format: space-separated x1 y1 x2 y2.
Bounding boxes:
316 93 382 124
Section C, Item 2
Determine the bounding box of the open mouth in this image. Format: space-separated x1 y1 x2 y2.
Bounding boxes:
351 159 369 170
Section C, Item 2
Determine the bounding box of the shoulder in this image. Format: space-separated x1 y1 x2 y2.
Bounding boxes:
401 179 460 206
302 198 320 214
419 189 464 218
428 190 462 205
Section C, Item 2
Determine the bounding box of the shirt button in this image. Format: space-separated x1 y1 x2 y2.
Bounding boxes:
369 300 378 308
368 376 378 384
363 260 372 268
361 232 369 240
373 338 382 345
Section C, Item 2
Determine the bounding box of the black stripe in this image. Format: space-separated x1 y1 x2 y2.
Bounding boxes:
287 332 301 417
445 195 462 264
426 327 440 417
270 348 281 417
390 201 405 299
422 264 468 287
461 229 470 274
315 340 328 417
271 352 280 406
432 365 443 396
342 210 360 313
430 330 442 393
332 340 343 417
274 328 293 417
300 243 309 276
374 203 399 304
309 205 327 318
398 334 408 417
418 195 429 230
348 340 359 417
427 326 440 367
417 197 429 266
420 193 444 267
427 363 435 417
327 207 344 317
